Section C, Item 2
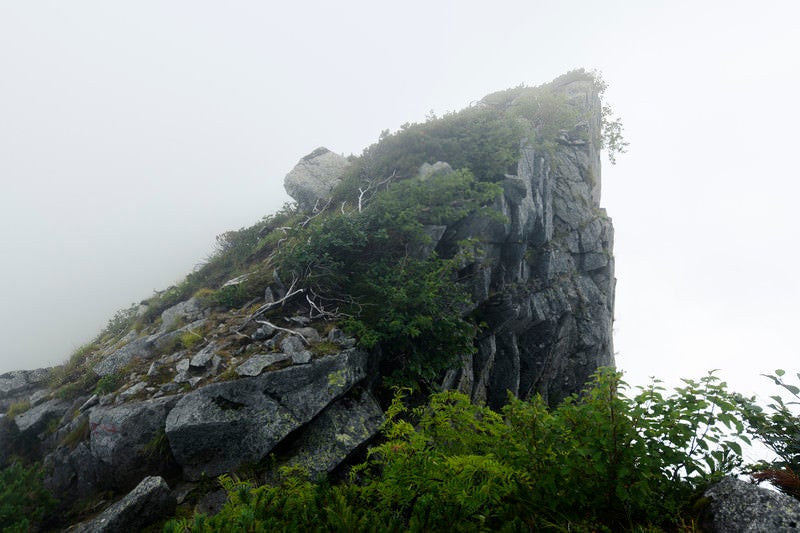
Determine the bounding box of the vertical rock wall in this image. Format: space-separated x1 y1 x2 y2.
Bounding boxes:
441 79 615 407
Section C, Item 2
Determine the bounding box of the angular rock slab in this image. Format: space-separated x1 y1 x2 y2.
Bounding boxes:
165 348 367 479
14 398 70 435
44 442 105 504
287 388 384 478
235 353 291 377
0 368 50 411
72 476 176 533
89 395 181 489
702 476 800 532
93 336 154 377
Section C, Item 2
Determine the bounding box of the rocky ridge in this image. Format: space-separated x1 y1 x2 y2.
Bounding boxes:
0 73 615 530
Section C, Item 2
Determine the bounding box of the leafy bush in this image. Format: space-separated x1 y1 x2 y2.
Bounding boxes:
0 461 56 532
165 369 751 532
94 373 121 395
358 370 748 530
101 305 138 341
342 256 475 386
278 170 500 388
741 369 800 497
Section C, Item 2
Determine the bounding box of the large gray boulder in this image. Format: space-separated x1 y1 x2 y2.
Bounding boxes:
14 398 69 435
165 348 367 479
45 395 181 505
284 147 350 211
0 368 50 411
93 335 154 377
702 476 800 532
159 297 202 333
89 396 181 489
44 442 106 504
72 476 176 533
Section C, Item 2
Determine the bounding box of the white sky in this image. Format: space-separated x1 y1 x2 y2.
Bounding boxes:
1 1 798 409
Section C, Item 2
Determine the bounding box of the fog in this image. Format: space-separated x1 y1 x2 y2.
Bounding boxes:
1 1 798 415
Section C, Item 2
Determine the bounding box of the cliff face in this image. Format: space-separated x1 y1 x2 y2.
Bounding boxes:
442 79 614 407
0 73 614 530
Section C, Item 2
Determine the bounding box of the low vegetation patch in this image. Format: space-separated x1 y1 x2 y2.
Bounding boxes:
0 461 56 532
162 369 780 532
5 400 31 420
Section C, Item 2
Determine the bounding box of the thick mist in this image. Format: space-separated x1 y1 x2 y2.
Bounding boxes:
1 1 798 414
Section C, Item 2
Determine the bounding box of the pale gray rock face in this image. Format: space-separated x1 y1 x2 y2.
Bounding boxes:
189 341 219 369
159 297 202 333
93 336 154 377
281 335 314 364
284 147 350 211
235 353 291 377
286 388 384 479
417 161 453 180
44 442 105 504
14 398 69 434
94 318 209 377
702 477 800 532
165 349 367 479
88 395 181 490
0 368 50 411
72 476 175 533
45 397 180 505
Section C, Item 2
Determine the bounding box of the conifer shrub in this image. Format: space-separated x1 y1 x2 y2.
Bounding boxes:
0 461 56 532
164 369 753 532
277 169 501 389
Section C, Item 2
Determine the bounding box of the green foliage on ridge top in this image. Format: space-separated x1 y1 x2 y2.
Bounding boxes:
278 169 501 387
163 369 759 532
333 68 625 201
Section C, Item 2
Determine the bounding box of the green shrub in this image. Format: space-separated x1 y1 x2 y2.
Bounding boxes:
741 369 800 498
357 371 749 530
209 282 250 309
342 256 475 386
0 461 56 531
5 400 30 420
61 416 91 449
166 370 752 532
310 340 340 357
94 373 121 395
101 305 138 341
179 330 204 350
277 169 501 389
48 343 96 390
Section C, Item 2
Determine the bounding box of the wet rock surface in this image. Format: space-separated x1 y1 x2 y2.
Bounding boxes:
702 477 800 532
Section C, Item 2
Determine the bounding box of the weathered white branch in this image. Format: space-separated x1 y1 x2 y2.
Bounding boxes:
236 277 304 332
357 170 396 213
301 196 333 227
255 319 309 345
305 293 346 320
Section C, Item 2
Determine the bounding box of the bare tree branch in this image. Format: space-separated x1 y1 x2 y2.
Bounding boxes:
236 277 304 332
300 196 333 227
255 319 309 345
358 170 396 213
